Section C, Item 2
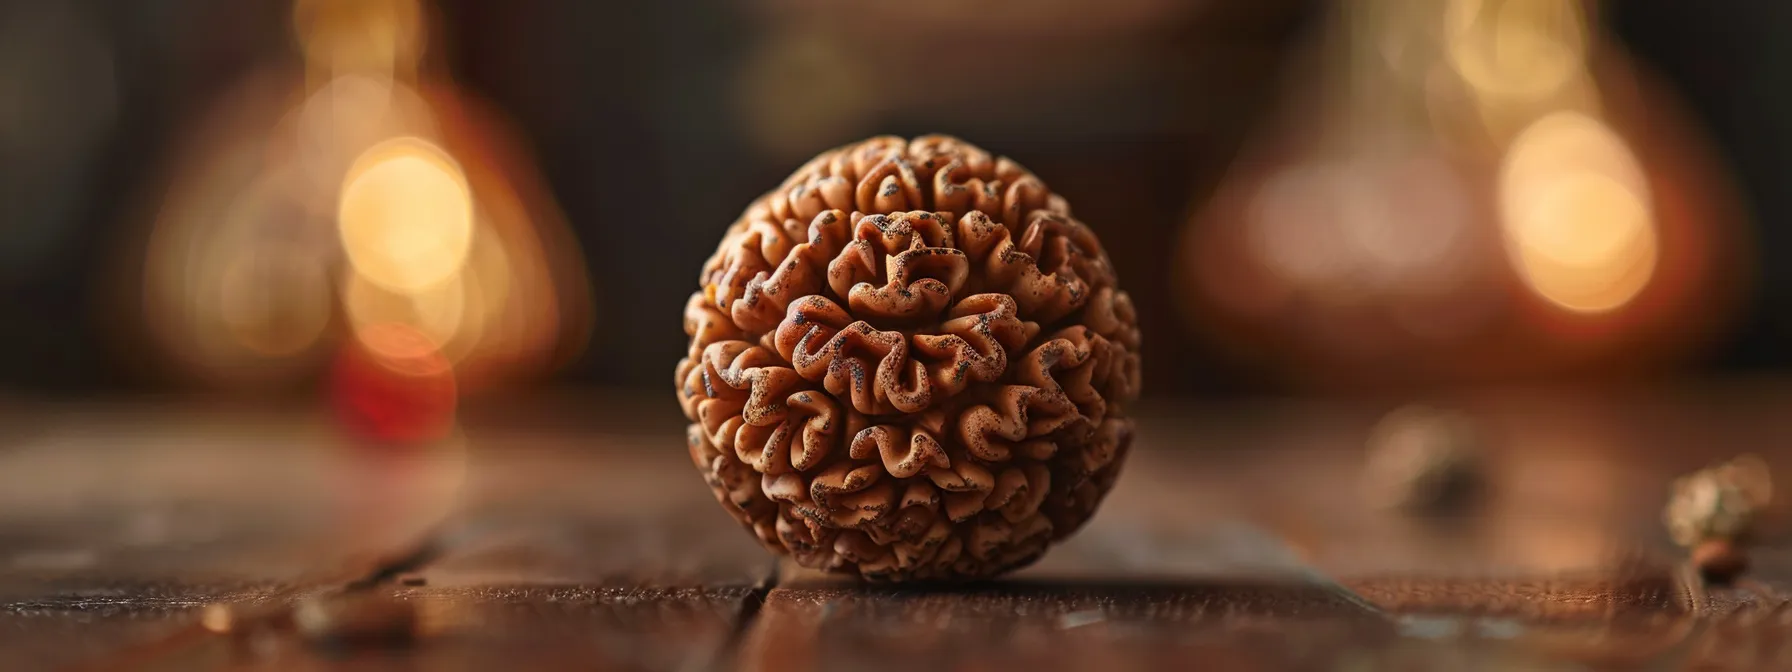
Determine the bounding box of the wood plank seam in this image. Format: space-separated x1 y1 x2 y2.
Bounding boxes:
714 562 783 672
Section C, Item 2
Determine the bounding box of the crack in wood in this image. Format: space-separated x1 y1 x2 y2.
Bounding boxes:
709 561 782 672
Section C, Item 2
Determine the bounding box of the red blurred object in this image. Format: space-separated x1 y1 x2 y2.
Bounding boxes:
329 323 458 444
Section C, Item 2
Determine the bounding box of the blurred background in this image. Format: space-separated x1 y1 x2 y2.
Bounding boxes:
0 0 1786 404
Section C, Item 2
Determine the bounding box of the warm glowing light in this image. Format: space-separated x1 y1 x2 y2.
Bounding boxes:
354 321 455 379
1500 112 1657 313
291 76 434 195
200 604 234 634
1340 153 1473 290
340 216 531 368
342 268 467 359
331 322 457 444
1443 0 1587 104
220 248 333 357
142 160 341 388
1247 165 1353 286
293 0 424 77
441 220 512 362
338 137 474 292
1248 151 1475 301
301 75 402 147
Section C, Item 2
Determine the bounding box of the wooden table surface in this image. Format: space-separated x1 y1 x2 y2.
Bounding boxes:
7 383 1792 670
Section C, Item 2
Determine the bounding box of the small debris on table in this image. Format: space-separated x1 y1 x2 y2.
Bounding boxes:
293 591 418 648
1057 610 1106 630
200 603 235 634
1664 455 1773 584
1362 404 1485 513
1690 538 1750 583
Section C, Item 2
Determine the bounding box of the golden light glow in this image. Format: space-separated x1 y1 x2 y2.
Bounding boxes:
353 321 454 379
1500 112 1657 313
1443 0 1587 104
293 0 423 77
443 220 512 362
1428 0 1600 147
200 604 234 634
338 137 474 292
219 248 333 357
340 216 532 367
1247 151 1475 302
291 75 434 196
136 0 589 393
141 158 340 387
342 267 467 359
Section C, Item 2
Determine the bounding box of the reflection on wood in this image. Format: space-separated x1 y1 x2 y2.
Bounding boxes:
5 385 1792 667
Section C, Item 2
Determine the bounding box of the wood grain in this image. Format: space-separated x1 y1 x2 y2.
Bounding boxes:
9 384 1792 668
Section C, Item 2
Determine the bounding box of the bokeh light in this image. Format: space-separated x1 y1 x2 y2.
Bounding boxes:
1175 0 1748 389
287 75 436 197
219 247 334 357
1443 0 1588 106
1500 111 1657 313
293 0 424 79
331 322 458 445
137 0 589 394
426 218 512 366
141 151 340 388
338 137 475 293
1245 147 1477 305
341 266 468 358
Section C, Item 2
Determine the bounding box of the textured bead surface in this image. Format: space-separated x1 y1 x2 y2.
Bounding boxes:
676 135 1141 581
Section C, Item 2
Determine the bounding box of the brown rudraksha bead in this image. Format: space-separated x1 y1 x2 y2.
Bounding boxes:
676 135 1140 581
